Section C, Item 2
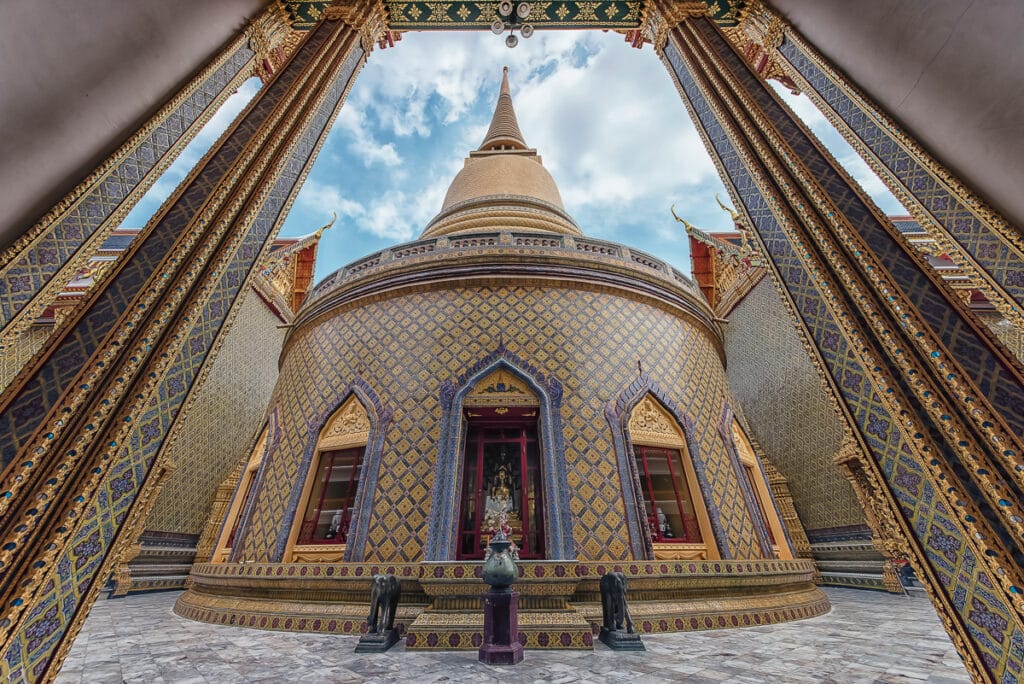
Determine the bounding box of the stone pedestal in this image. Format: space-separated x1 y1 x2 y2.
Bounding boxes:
479 589 524 665
599 627 645 651
355 628 401 653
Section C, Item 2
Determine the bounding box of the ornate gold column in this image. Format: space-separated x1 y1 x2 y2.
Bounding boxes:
0 3 380 679
737 1 1024 337
0 3 295 355
653 3 1024 680
832 436 907 595
193 461 247 565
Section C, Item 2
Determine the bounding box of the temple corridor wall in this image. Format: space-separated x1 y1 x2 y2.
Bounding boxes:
722 278 864 535
234 283 768 564
145 288 286 536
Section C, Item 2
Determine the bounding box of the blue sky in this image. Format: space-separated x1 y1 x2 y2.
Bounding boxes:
123 30 904 284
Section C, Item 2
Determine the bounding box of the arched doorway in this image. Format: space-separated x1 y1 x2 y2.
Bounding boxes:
456 368 545 559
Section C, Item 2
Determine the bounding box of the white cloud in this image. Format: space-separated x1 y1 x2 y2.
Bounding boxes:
336 104 402 167
297 177 450 243
297 179 363 220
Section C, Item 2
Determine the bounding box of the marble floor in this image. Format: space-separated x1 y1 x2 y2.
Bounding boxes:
55 587 969 683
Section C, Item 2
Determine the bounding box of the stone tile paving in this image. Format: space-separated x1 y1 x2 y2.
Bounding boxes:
56 587 969 683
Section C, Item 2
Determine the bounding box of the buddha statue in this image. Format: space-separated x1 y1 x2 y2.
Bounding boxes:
484 465 519 529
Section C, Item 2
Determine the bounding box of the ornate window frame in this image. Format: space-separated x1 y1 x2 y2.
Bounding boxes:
724 412 794 560
607 373 723 560
425 346 573 560
275 379 392 562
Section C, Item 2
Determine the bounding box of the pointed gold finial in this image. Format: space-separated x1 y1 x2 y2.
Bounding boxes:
715 193 740 221
671 204 695 232
479 68 528 151
314 212 337 239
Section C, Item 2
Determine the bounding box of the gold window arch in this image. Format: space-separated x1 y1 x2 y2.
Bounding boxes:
730 419 793 560
285 395 371 562
628 395 717 561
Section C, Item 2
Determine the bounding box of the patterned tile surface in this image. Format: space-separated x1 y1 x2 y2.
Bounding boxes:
144 290 284 535
238 281 764 565
664 22 1023 677
54 588 968 683
0 326 52 394
724 278 864 532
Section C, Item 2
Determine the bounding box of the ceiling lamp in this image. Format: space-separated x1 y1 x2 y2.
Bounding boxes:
491 1 534 48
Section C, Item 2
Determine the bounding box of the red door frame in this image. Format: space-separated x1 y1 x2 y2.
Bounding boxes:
635 445 700 543
456 411 544 559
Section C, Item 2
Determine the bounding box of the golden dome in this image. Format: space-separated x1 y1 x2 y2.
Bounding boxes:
420 68 581 239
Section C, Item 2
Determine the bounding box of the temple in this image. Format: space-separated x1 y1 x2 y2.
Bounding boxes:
0 2 1022 682
173 68 827 648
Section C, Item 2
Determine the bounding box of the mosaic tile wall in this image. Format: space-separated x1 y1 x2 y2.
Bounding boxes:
723 278 864 533
976 311 1024 365
145 289 285 535
237 283 766 564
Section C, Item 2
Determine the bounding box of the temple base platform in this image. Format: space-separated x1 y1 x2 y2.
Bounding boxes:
175 559 829 650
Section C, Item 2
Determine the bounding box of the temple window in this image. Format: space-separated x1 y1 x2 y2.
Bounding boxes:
634 445 702 543
211 425 268 563
627 395 718 560
731 420 793 560
285 395 371 562
456 368 545 560
297 447 364 544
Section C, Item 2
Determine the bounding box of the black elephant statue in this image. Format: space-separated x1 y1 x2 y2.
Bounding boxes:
600 571 634 634
367 573 400 634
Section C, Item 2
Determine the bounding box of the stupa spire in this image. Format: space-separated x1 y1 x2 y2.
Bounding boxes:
478 67 528 151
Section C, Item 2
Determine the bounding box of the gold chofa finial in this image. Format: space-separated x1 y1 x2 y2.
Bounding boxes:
715 193 740 221
670 204 694 232
314 212 337 239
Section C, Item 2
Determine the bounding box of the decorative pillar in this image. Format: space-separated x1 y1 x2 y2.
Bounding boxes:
0 4 294 352
0 3 380 679
654 4 1024 681
738 1 1024 335
832 436 907 595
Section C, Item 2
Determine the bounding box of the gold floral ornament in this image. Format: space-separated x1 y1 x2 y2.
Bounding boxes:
319 395 371 449
465 368 539 407
628 395 680 446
